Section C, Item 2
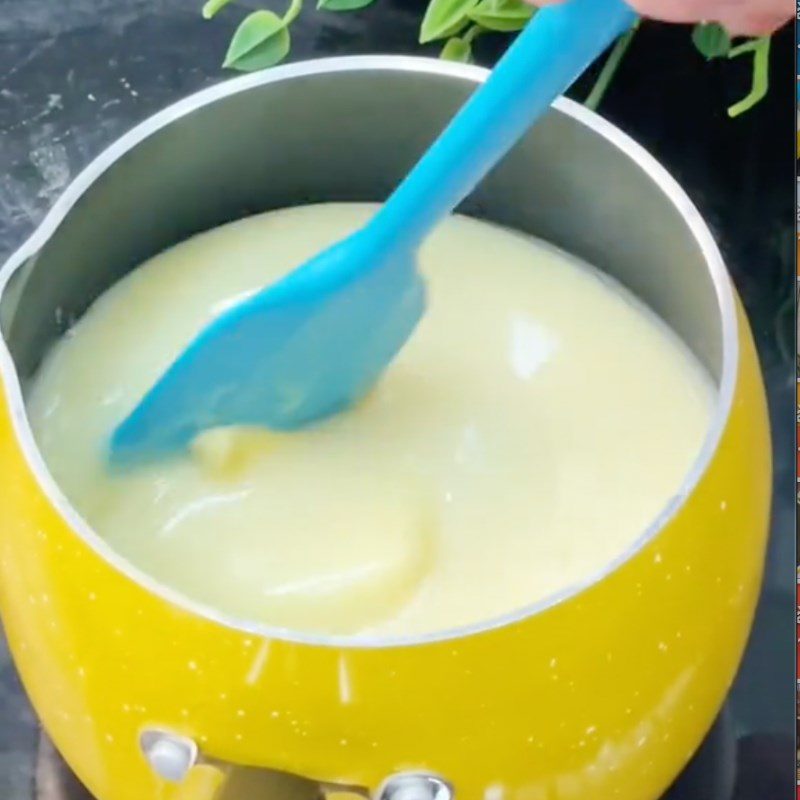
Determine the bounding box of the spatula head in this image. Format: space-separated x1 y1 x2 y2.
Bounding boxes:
109 231 424 466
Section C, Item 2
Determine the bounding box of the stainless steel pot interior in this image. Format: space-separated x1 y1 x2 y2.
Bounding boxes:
0 57 737 646
1 58 726 386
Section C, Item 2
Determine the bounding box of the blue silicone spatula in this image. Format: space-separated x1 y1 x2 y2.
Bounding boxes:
110 0 636 466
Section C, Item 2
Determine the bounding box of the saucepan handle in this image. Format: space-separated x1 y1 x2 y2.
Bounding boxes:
171 764 228 800
140 729 363 800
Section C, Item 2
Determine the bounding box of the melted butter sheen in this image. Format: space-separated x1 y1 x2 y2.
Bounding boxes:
26 203 713 638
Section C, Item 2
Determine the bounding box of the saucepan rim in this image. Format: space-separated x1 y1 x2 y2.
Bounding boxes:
0 55 738 649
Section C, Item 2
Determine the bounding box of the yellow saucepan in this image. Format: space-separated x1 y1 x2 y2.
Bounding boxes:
0 57 771 800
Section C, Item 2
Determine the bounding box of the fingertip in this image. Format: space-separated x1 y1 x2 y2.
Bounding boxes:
722 12 789 36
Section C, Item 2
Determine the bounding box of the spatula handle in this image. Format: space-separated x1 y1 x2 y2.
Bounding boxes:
370 0 636 250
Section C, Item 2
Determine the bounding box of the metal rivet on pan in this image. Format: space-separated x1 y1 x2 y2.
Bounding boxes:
376 773 453 800
139 729 198 783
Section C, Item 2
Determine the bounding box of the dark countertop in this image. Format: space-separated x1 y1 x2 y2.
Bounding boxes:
0 3 794 798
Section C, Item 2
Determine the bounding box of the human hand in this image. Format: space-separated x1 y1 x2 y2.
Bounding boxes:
526 0 791 34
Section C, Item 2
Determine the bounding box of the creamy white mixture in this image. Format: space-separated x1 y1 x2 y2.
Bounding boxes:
27 203 713 637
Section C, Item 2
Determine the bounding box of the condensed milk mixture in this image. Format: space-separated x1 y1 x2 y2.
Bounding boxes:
27 203 713 638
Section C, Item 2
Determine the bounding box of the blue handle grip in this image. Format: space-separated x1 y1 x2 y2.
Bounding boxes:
370 0 636 250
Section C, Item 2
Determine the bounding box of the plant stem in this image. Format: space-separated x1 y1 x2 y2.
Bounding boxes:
584 22 638 112
727 36 770 117
284 0 304 25
201 0 233 20
463 23 483 45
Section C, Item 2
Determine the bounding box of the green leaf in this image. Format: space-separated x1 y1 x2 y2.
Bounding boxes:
727 36 770 117
318 0 376 9
223 10 292 71
691 22 731 60
440 36 473 62
420 0 480 44
201 0 233 20
468 0 533 32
